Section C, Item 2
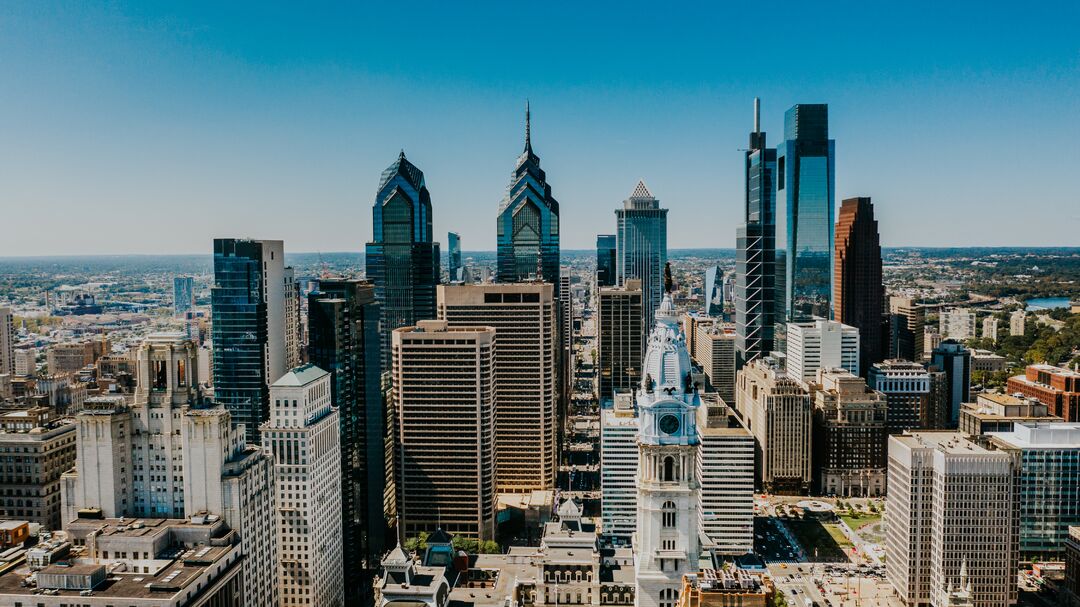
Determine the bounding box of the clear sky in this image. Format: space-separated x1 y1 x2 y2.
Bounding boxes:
1 2 1078 256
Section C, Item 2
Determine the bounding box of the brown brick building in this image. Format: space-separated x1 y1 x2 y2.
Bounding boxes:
1007 363 1080 422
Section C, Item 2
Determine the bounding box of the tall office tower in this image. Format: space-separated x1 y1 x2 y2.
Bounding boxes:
172 276 195 317
559 271 573 438
785 318 860 383
496 103 560 286
391 320 497 540
307 279 384 597
1008 363 1080 422
735 357 813 494
0 405 76 530
736 98 778 368
696 400 755 555
695 323 736 406
988 423 1080 562
682 313 714 363
889 296 925 361
886 432 1018 607
1010 310 1026 337
438 283 557 492
981 316 1000 343
942 308 978 341
926 366 952 430
833 197 886 375
931 340 971 427
284 266 303 369
265 365 344 607
869 360 933 433
596 234 617 287
601 393 640 543
0 307 12 377
704 265 724 317
365 152 440 370
212 238 286 444
447 231 462 282
811 369 888 497
634 295 702 607
777 104 835 322
616 180 668 346
598 280 644 404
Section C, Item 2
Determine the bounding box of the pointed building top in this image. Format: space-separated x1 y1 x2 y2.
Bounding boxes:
631 179 653 199
524 100 532 154
399 149 406 161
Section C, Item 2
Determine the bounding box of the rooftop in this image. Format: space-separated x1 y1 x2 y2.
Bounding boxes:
989 422 1080 449
271 363 329 387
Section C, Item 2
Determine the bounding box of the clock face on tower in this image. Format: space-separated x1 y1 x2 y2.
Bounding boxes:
658 413 680 435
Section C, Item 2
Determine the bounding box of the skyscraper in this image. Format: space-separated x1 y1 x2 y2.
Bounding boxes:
496 103 560 286
283 266 302 369
735 357 813 494
211 238 286 444
704 265 724 317
811 368 888 497
616 180 667 345
307 279 384 600
365 151 440 370
598 279 644 403
834 197 886 376
447 231 462 282
736 98 778 368
173 276 194 317
869 359 935 433
265 365 343 607
438 283 557 492
786 318 861 383
596 234 617 287
391 320 497 540
777 104 835 321
0 307 13 376
889 296 925 361
931 340 971 427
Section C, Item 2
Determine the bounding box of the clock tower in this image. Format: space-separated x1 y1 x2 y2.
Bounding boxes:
634 294 701 607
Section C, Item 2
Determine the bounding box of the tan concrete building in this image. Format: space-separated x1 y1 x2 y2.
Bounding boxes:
438 283 557 492
0 307 13 377
958 392 1059 435
46 337 109 375
694 323 736 406
810 369 888 497
0 406 76 530
392 320 497 540
734 358 812 494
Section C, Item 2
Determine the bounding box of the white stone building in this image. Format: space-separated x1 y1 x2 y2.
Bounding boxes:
785 318 860 383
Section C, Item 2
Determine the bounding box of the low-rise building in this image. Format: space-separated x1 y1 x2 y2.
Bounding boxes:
676 568 773 607
958 392 1060 435
970 349 1008 373
1007 363 1080 422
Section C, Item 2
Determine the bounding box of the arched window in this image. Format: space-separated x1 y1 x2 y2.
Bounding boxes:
663 456 676 482
660 588 678 607
662 501 677 528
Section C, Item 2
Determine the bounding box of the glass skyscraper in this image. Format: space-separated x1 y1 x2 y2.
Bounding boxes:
496 103 560 287
616 180 667 342
173 276 194 316
211 238 286 445
447 231 462 282
596 234 617 287
736 98 778 367
307 279 384 605
777 103 835 321
365 151 440 369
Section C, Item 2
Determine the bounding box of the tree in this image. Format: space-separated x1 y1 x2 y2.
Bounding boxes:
403 532 429 553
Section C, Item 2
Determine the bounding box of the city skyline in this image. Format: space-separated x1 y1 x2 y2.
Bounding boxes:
2 3 1079 256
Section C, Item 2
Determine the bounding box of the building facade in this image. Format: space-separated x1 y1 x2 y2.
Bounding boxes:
0 406 76 530
785 319 860 384
0 308 12 377
810 369 887 497
1007 363 1080 422
597 234 617 288
694 323 736 406
173 276 195 317
889 297 925 362
601 393 641 542
869 360 934 433
616 181 668 350
599 280 645 404
833 197 886 375
930 341 970 427
941 309 978 342
447 231 462 282
734 358 812 494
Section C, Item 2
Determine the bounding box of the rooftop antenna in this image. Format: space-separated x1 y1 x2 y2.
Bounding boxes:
524 99 533 153
753 97 761 134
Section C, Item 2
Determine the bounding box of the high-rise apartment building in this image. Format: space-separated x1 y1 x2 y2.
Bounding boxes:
1007 363 1080 422
931 340 971 427
265 365 343 607
889 297 925 361
982 316 1000 343
212 237 286 444
307 279 385 596
616 180 667 347
391 320 497 540
735 357 813 494
777 104 835 321
988 423 1080 561
868 360 933 433
447 231 462 282
13 348 35 377
694 323 736 406
1010 310 1026 337
496 104 560 287
0 406 76 530
596 234 617 287
598 279 644 404
438 283 557 492
886 432 1018 607
786 318 860 383
833 197 886 375
173 276 195 317
736 98 778 368
365 152 440 369
811 369 888 497
941 308 978 342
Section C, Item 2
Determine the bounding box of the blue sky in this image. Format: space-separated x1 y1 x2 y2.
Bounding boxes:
1 2 1078 256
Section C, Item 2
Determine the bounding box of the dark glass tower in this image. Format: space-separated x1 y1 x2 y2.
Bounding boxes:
777 104 835 321
211 238 286 445
616 180 667 344
307 279 383 605
496 103 560 287
365 151 440 369
447 231 462 282
736 98 778 368
834 197 887 376
596 234 617 287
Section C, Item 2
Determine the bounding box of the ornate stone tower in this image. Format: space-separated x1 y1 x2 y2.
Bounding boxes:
634 295 701 607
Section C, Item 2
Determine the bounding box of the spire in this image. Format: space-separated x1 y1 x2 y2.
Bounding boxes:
398 149 406 161
524 100 532 154
754 97 761 133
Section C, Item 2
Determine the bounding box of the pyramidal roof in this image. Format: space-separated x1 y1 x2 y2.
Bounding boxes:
272 363 328 387
378 150 425 193
630 180 653 199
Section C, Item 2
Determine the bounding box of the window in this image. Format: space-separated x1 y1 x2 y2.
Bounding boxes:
660 588 678 607
663 456 676 482
662 501 676 528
